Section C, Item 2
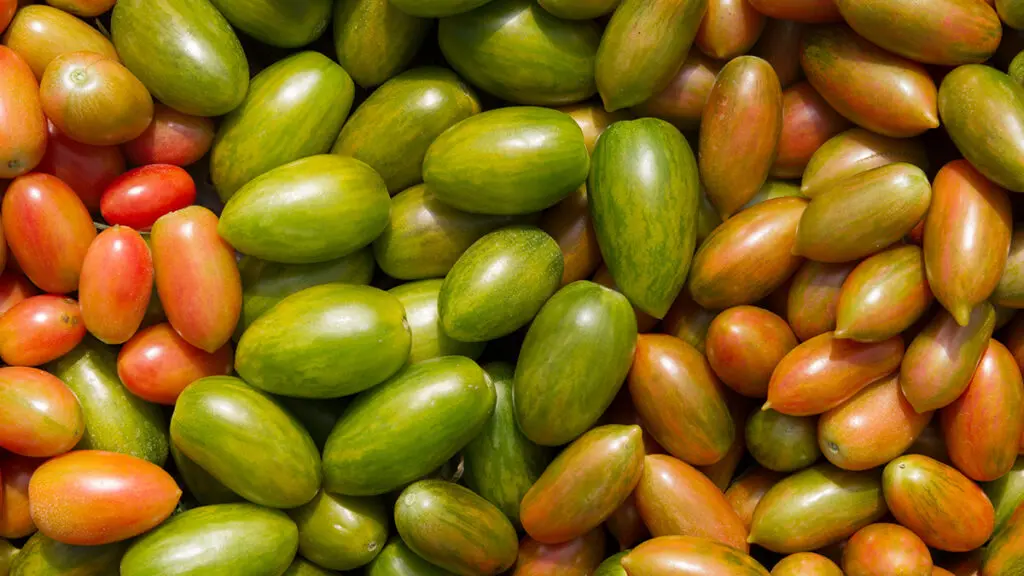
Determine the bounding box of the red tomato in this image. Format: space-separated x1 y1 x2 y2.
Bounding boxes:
36 120 126 212
0 269 39 316
123 102 215 167
79 226 153 345
0 454 43 539
39 51 153 147
0 367 83 457
118 323 233 405
0 295 85 366
0 45 47 178
2 173 97 293
0 0 14 35
100 164 197 230
151 206 241 353
29 450 181 545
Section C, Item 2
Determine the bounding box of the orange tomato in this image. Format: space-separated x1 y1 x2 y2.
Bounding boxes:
0 45 46 178
39 51 153 146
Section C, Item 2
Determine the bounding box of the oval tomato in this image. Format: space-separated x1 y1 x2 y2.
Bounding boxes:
39 51 153 146
123 102 215 167
28 450 181 545
0 366 83 457
0 454 44 539
36 120 126 212
118 323 233 405
0 0 14 34
0 295 85 366
151 206 241 353
0 270 39 316
0 45 46 178
2 173 97 293
100 164 197 229
79 226 153 345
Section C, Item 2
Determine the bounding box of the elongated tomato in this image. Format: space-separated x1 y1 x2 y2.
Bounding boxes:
883 454 994 551
941 339 1024 481
0 295 85 366
118 323 233 405
621 535 770 575
0 46 46 178
2 173 96 293
35 120 125 212
28 450 181 545
79 226 153 345
0 366 83 457
151 206 241 352
100 164 197 230
766 331 904 415
634 454 749 552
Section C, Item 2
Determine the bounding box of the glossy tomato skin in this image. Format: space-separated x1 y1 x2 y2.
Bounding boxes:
0 269 39 315
151 206 241 353
123 102 215 167
28 450 181 545
38 51 153 147
0 454 44 539
79 226 153 345
0 45 47 178
118 323 233 405
1 173 97 293
36 120 126 212
100 164 197 230
0 0 14 34
0 295 85 366
0 366 83 457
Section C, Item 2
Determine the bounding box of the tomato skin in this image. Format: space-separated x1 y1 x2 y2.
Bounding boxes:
100 164 197 230
0 366 83 457
38 51 153 147
0 295 85 366
123 102 215 167
0 269 39 315
0 0 14 33
117 323 233 405
0 454 44 539
151 206 241 353
28 450 181 545
36 120 126 212
0 46 47 178
2 173 97 293
79 226 153 344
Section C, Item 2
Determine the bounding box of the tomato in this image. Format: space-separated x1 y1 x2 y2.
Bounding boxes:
0 295 85 366
0 270 38 316
28 450 181 545
0 0 14 34
42 0 116 17
39 51 153 146
151 206 241 353
36 120 126 212
0 46 46 178
123 102 216 167
1 173 97 294
118 323 233 405
100 164 197 230
79 226 153 345
0 454 44 539
0 367 83 457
